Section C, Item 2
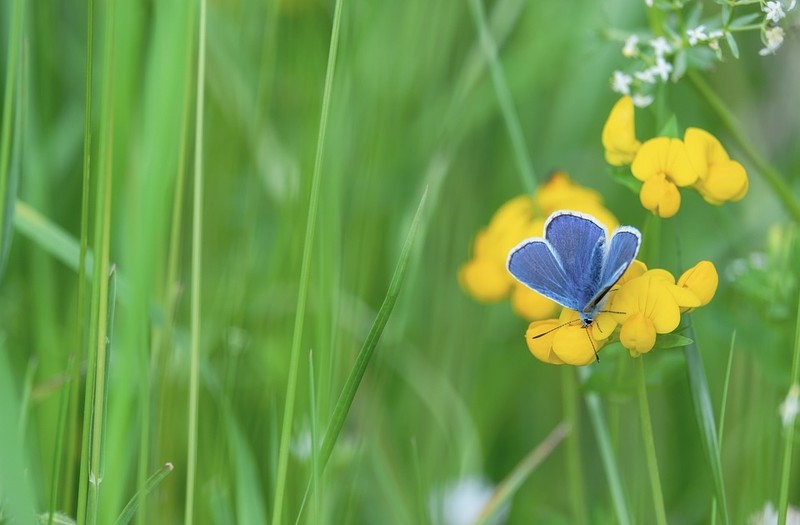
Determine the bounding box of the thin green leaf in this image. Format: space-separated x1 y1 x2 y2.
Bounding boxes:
113 463 175 525
608 167 643 195
711 331 736 525
725 32 739 59
476 423 569 525
654 333 693 349
271 0 345 520
778 284 800 523
580 368 632 525
729 13 761 27
683 320 730 524
318 187 428 467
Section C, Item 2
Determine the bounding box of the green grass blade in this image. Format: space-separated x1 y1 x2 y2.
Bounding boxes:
77 0 117 519
0 340 38 523
113 463 174 525
318 187 428 469
635 358 667 525
778 290 800 524
475 422 569 525
271 0 345 521
308 351 321 522
0 0 25 276
711 331 735 525
581 367 632 525
184 0 207 522
683 320 730 525
465 0 537 193
562 368 588 525
14 201 91 274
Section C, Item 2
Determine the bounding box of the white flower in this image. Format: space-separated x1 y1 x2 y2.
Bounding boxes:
612 71 633 95
707 30 725 51
645 0 653 6
652 56 673 81
764 1 786 23
635 68 657 84
290 425 312 461
760 26 786 55
780 384 800 428
623 34 640 57
632 93 654 108
650 36 672 57
686 25 708 46
429 476 508 525
787 0 797 11
749 501 800 525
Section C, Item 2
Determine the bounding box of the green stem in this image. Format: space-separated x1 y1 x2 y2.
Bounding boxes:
711 332 736 525
0 0 24 262
778 281 800 524
563 368 588 525
271 0 345 522
465 0 537 193
184 0 207 522
688 71 800 222
581 368 632 525
635 358 668 525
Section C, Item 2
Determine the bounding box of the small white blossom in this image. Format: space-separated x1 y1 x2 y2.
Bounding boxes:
780 384 800 428
645 0 653 6
686 25 708 46
760 26 786 55
749 501 800 525
650 36 672 57
429 476 508 525
623 34 640 57
707 30 725 51
764 1 787 23
632 93 654 108
612 71 634 95
652 57 673 82
788 0 797 11
635 68 657 84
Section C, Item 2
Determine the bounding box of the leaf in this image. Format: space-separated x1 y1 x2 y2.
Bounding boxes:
730 13 761 28
725 32 739 59
657 114 680 139
608 167 643 195
673 50 688 81
654 333 694 349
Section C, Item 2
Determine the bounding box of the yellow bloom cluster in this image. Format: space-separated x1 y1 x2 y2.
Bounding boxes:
526 260 718 365
602 96 748 218
459 173 617 321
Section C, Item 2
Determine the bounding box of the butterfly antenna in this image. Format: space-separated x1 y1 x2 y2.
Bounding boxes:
599 308 626 315
530 318 582 339
585 327 599 363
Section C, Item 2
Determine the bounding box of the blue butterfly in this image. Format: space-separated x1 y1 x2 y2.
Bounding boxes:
507 210 641 327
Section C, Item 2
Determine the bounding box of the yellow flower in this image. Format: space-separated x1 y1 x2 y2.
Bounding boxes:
684 128 748 204
602 96 641 166
459 172 617 321
526 309 614 366
631 137 698 218
610 269 700 356
677 260 719 310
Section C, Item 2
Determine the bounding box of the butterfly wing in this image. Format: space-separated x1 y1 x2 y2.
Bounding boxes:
583 226 641 314
507 239 582 311
544 211 607 289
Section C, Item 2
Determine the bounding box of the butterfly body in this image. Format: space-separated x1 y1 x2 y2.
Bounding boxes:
507 211 641 326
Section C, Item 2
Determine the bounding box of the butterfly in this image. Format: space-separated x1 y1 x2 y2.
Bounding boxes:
506 210 641 327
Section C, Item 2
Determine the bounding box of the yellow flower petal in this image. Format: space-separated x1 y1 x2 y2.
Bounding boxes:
632 137 698 186
619 312 657 355
697 160 749 204
602 97 641 166
684 128 749 204
459 258 512 302
677 260 719 307
526 319 565 364
639 173 681 218
511 283 560 321
684 127 730 179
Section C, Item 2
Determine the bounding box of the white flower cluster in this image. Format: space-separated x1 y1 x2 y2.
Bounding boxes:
611 0 796 104
760 0 796 55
